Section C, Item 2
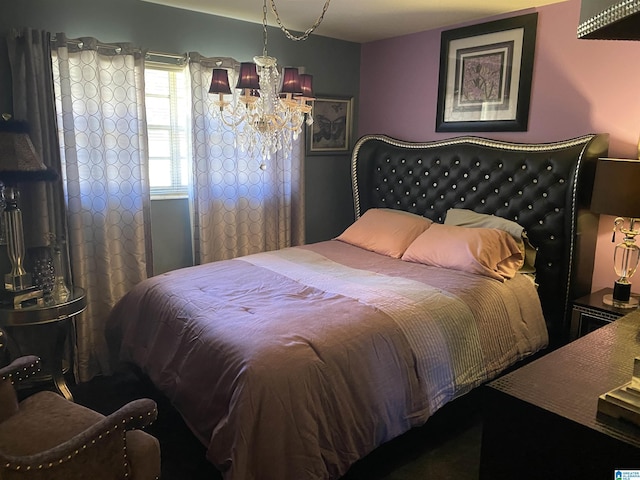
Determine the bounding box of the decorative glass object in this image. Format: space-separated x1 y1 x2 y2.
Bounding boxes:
606 217 640 308
28 246 55 297
51 246 70 304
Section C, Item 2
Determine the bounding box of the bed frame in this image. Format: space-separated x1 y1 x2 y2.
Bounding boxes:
351 134 609 346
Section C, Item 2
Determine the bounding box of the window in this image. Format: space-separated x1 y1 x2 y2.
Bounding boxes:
144 63 191 198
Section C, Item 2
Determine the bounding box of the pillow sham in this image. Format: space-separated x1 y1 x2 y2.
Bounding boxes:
336 208 433 258
444 208 537 274
401 223 524 281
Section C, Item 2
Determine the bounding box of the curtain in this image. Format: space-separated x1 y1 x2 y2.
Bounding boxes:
51 34 153 381
6 28 64 251
189 53 305 263
5 27 73 381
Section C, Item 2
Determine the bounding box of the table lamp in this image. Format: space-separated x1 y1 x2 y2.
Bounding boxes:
591 157 640 308
0 115 57 308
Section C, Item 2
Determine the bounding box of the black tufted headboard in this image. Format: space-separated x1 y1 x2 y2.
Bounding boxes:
351 134 609 345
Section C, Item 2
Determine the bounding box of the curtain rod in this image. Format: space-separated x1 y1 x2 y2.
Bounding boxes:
146 51 188 66
50 35 141 55
51 35 187 65
50 35 232 67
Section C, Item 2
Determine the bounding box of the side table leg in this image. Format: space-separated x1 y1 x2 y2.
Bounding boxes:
53 318 73 401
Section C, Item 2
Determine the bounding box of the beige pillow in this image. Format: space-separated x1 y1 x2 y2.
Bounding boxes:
444 208 536 274
401 223 524 281
336 208 433 258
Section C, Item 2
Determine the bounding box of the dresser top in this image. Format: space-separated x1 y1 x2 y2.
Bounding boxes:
489 310 640 447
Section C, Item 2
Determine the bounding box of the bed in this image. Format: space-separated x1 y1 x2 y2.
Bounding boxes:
107 133 608 480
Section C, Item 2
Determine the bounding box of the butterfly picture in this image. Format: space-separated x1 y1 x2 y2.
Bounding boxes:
307 97 353 155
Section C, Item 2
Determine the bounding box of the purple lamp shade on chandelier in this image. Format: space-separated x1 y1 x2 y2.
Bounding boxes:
299 73 314 98
209 64 314 98
280 67 301 95
236 62 261 90
208 69 232 95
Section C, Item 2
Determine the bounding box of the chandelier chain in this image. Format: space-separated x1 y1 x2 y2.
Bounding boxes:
210 0 322 161
262 0 269 56
269 0 331 42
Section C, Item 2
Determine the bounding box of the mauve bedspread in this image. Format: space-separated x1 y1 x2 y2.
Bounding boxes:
107 240 548 480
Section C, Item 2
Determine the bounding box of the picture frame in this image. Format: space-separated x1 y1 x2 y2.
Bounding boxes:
306 95 353 155
435 13 538 132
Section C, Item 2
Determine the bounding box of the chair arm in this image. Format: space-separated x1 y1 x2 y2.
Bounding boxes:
0 398 158 471
0 355 40 384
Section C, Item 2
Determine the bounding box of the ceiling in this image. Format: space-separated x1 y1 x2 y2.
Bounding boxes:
141 0 568 43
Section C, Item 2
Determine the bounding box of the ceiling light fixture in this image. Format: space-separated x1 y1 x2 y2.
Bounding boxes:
208 0 331 161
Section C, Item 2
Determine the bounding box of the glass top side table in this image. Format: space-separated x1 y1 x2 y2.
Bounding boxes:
0 287 86 401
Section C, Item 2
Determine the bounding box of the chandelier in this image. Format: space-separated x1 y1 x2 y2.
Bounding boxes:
208 0 331 161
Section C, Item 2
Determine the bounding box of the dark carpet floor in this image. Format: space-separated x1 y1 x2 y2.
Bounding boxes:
70 365 483 480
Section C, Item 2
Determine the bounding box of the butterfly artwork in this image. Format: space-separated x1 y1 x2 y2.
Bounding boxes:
308 97 352 154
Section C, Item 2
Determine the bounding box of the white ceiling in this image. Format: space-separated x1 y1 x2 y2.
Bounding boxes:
141 0 568 43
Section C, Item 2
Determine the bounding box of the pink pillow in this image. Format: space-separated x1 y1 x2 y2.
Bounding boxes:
401 223 524 281
336 208 433 258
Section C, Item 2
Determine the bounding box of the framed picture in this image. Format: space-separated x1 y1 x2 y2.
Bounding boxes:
306 96 353 155
436 13 538 132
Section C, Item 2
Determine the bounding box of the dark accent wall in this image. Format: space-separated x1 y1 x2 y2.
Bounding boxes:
0 0 360 273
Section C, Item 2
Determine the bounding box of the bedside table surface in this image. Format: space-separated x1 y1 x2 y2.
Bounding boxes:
573 287 636 315
0 287 86 326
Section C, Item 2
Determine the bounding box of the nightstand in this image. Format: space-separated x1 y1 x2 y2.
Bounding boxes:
570 287 635 340
0 287 86 401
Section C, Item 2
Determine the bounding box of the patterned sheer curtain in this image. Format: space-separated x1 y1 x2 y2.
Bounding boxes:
51 34 153 381
189 53 305 263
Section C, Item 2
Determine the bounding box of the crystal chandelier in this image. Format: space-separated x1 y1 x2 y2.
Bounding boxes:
208 0 331 161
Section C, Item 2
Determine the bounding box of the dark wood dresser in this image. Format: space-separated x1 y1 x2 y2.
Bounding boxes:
480 309 640 479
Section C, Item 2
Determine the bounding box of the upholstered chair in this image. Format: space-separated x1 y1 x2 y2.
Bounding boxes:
0 353 161 479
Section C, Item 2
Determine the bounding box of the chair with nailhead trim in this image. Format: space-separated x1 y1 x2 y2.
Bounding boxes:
0 330 161 479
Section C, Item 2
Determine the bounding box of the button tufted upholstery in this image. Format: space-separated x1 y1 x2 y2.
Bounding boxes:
351 134 609 344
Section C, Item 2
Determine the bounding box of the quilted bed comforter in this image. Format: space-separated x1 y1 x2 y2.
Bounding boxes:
107 240 548 480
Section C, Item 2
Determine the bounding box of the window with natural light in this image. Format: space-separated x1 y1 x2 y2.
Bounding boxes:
145 64 191 198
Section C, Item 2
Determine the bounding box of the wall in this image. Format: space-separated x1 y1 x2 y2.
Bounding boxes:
359 0 640 293
0 0 360 273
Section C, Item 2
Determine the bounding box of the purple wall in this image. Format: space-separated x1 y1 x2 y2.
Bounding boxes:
359 0 640 293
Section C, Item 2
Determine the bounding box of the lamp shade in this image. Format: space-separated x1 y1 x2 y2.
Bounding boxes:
208 69 232 94
280 67 301 94
578 0 640 39
299 74 314 98
0 120 57 185
591 157 640 218
236 62 260 90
